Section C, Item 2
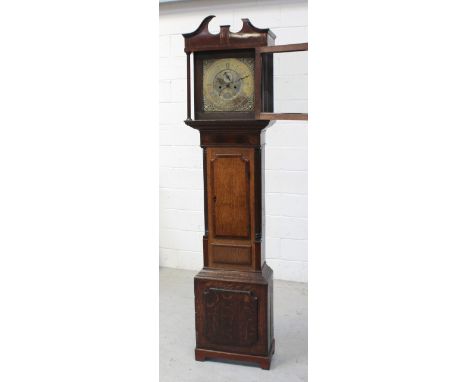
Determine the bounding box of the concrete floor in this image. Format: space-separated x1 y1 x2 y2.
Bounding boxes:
159 267 308 382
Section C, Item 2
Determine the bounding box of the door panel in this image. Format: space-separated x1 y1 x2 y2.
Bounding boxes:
206 147 255 270
208 149 252 239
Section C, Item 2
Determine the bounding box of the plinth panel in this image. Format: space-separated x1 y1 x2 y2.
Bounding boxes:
204 287 258 347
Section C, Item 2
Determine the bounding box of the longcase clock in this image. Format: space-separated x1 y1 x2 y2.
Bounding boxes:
182 15 307 370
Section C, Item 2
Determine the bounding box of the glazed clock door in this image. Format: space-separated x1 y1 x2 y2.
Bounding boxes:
255 42 308 121
206 147 256 270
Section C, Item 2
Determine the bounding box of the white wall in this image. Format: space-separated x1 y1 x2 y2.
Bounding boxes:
159 0 308 282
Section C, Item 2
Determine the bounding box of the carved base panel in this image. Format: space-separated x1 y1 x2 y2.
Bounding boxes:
194 264 274 369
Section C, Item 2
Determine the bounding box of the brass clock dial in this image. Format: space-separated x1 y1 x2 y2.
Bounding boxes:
202 57 255 112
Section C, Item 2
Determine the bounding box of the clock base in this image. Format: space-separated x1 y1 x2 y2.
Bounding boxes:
195 340 275 370
194 264 275 370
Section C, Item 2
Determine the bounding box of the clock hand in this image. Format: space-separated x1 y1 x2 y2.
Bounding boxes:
223 72 232 82
233 75 249 84
216 72 248 95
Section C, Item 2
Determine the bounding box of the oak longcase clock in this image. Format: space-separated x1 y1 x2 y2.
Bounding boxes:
182 15 307 370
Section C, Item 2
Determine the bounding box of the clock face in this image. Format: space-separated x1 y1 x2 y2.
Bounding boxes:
202 57 255 112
